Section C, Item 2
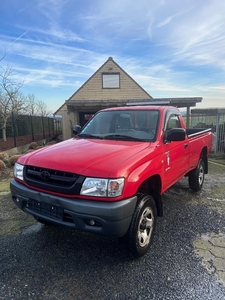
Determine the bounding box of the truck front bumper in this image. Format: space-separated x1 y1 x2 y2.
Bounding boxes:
10 179 137 237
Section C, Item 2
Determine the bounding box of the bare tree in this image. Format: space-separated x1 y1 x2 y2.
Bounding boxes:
37 100 51 116
26 93 39 115
25 94 52 116
0 66 25 141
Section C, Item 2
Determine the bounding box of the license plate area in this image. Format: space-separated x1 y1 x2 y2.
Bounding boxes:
26 199 63 220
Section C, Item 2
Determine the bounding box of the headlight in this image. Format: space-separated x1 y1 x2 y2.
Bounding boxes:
13 163 24 181
80 177 124 197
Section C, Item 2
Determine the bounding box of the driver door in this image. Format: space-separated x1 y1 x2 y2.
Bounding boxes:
163 112 190 190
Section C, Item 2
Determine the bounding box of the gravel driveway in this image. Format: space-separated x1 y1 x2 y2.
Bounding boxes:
0 160 225 300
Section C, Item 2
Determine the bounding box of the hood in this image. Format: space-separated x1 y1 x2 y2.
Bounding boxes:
18 138 151 178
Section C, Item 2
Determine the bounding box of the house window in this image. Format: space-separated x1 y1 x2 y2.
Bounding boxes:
102 73 120 88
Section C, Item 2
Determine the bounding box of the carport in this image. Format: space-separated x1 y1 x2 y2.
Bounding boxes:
66 97 202 130
191 108 225 154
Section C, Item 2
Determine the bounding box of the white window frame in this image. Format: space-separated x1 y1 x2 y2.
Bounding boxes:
102 73 120 89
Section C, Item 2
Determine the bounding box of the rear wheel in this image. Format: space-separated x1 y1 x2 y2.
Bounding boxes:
188 158 205 192
126 194 156 259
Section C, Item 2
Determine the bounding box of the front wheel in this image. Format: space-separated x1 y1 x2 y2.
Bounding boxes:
188 158 205 192
126 194 157 259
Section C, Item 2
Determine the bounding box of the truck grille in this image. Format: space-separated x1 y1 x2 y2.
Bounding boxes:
24 166 85 195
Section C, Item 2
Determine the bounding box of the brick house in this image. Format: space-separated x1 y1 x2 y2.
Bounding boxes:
55 57 202 140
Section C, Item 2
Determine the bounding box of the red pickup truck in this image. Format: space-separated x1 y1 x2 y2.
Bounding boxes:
11 106 213 258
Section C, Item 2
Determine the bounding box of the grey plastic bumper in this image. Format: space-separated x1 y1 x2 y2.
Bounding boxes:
10 179 137 237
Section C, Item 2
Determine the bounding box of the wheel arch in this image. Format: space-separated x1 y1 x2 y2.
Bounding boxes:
200 146 208 174
137 174 163 217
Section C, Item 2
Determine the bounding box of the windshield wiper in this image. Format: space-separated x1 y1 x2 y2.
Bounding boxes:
77 133 103 139
104 134 146 141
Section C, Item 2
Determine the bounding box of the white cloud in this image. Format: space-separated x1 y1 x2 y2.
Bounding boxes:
0 35 92 65
152 1 225 68
0 0 225 111
36 0 70 21
82 0 225 69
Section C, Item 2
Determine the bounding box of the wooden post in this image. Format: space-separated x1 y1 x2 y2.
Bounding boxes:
186 106 190 128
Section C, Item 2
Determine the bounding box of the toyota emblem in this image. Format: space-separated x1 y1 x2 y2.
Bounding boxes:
40 170 51 181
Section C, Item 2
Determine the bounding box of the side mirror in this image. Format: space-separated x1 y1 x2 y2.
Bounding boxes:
164 128 186 142
73 125 81 135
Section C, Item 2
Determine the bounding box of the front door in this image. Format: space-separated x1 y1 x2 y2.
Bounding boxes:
162 112 190 190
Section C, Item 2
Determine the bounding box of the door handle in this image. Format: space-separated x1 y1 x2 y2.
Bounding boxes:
184 143 188 149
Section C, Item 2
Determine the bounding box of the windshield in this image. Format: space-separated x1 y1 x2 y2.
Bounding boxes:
78 110 159 141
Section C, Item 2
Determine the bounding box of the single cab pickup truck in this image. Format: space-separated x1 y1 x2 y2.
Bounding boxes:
11 106 213 258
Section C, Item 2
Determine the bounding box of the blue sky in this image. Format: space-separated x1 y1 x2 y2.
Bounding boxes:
0 0 224 113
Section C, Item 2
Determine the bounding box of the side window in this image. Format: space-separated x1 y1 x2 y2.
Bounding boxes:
166 114 181 131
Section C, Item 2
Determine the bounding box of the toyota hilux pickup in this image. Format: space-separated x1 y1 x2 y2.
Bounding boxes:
11 106 213 258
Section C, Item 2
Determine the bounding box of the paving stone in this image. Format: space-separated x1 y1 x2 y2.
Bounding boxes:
201 260 216 274
216 271 225 286
213 257 225 272
193 232 225 287
194 239 213 251
210 236 225 247
210 247 225 259
194 248 214 261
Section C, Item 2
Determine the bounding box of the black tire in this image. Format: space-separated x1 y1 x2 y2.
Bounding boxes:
34 216 51 225
126 194 157 259
188 158 205 192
